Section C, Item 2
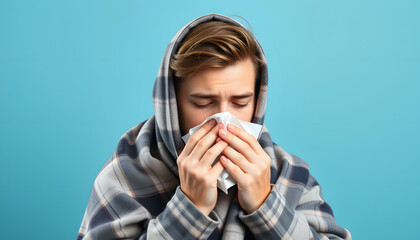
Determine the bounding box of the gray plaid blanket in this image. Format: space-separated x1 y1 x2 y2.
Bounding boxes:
77 13 351 240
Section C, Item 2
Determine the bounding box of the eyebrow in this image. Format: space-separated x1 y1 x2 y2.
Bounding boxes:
190 92 254 99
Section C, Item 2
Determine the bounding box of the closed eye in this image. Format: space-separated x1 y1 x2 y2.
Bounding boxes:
234 102 250 108
193 102 213 108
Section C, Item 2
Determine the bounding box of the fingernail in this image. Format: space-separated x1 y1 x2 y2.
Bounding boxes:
216 137 221 142
217 122 223 129
208 119 216 126
227 124 235 131
220 155 226 161
220 129 228 136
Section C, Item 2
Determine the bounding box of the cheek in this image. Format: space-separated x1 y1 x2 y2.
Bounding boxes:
234 106 254 122
179 104 210 132
233 99 255 122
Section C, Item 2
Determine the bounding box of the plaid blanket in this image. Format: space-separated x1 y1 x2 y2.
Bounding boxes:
77 13 351 240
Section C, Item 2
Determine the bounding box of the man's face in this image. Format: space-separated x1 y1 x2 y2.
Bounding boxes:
176 58 256 136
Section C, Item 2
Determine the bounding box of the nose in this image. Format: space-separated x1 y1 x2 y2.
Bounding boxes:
218 102 229 113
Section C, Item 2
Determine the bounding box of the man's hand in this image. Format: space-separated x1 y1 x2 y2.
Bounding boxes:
177 120 227 216
218 123 272 214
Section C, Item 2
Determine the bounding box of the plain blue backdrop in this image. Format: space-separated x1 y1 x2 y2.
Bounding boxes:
1 0 419 239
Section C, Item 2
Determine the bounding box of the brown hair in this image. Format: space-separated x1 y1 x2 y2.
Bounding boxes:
170 20 265 80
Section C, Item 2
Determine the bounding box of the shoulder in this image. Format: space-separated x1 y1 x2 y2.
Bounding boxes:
92 116 177 205
116 119 150 159
94 118 155 188
271 143 312 203
272 143 311 175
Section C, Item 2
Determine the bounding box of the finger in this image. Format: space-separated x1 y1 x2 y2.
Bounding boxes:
220 155 246 182
209 161 225 180
200 140 228 168
222 146 252 173
227 124 264 154
219 128 256 162
182 119 217 157
190 122 224 160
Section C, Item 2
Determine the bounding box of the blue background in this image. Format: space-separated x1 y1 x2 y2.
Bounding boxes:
1 1 419 239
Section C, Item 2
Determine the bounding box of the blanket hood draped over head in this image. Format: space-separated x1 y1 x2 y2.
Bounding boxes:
78 14 351 240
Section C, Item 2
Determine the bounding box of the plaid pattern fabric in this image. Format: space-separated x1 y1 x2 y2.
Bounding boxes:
77 14 351 240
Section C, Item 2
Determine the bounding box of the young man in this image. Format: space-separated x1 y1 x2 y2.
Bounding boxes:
78 14 351 240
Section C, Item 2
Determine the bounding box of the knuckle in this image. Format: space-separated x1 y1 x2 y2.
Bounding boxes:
245 149 253 157
240 142 248 151
189 135 199 144
205 150 214 158
206 148 217 157
180 161 189 172
196 139 207 149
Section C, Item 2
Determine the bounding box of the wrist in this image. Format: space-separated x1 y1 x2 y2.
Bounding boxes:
245 185 273 214
196 205 212 216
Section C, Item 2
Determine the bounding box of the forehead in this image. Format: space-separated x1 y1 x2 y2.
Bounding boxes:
183 58 256 92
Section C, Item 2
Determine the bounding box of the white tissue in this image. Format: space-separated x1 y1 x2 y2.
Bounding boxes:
181 112 263 194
